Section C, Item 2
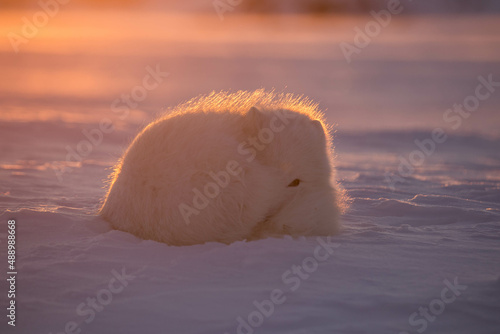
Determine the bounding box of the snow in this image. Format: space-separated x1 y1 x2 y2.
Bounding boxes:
1 10 500 334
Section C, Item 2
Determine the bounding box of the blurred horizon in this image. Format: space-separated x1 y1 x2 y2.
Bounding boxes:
2 0 500 14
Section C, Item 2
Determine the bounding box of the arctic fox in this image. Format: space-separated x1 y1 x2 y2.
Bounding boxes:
100 90 344 246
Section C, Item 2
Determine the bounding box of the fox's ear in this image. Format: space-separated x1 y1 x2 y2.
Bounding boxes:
242 106 266 135
311 119 324 132
311 119 327 142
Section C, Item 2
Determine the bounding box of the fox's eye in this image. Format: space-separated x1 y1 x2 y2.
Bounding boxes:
287 179 301 187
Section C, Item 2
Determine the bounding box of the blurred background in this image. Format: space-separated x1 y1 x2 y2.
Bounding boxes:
1 0 499 133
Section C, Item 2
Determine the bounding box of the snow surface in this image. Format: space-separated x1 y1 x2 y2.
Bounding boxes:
1 10 500 334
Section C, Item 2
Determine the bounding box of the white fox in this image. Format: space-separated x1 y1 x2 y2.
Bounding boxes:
100 90 344 246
